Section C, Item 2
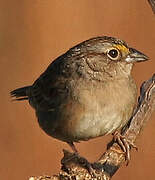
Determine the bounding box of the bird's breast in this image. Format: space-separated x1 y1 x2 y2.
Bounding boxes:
37 77 137 142
64 77 137 141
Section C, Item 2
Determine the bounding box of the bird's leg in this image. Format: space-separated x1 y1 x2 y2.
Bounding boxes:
68 142 78 153
61 142 98 178
113 131 138 165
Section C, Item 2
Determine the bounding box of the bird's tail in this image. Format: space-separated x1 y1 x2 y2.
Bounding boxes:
10 86 31 101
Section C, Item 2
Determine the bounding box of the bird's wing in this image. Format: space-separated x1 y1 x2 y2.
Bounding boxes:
29 56 71 111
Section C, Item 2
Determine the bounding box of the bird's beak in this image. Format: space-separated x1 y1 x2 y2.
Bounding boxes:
125 48 149 63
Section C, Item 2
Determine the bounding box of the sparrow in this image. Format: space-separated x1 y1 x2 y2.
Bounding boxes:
11 36 148 159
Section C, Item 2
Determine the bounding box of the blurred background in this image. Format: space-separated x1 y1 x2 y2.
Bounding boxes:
1 0 155 179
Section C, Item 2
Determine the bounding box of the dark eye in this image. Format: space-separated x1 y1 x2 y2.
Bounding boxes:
107 49 120 60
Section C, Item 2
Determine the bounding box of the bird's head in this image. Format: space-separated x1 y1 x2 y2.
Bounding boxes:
72 36 149 80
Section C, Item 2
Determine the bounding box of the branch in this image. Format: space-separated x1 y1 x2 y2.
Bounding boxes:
148 0 155 14
29 74 155 180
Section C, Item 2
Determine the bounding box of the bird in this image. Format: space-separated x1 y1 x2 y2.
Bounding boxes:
11 36 148 163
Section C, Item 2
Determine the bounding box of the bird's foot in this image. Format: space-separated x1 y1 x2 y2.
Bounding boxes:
61 149 99 178
113 131 138 165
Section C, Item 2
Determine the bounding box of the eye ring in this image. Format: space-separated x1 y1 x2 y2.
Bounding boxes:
107 48 120 60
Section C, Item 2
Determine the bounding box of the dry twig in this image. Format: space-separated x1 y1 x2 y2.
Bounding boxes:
148 0 155 14
29 74 155 180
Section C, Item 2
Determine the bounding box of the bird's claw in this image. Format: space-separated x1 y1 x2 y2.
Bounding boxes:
113 131 137 165
61 150 99 178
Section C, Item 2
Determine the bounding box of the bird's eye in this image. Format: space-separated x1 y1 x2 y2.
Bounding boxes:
107 48 120 60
